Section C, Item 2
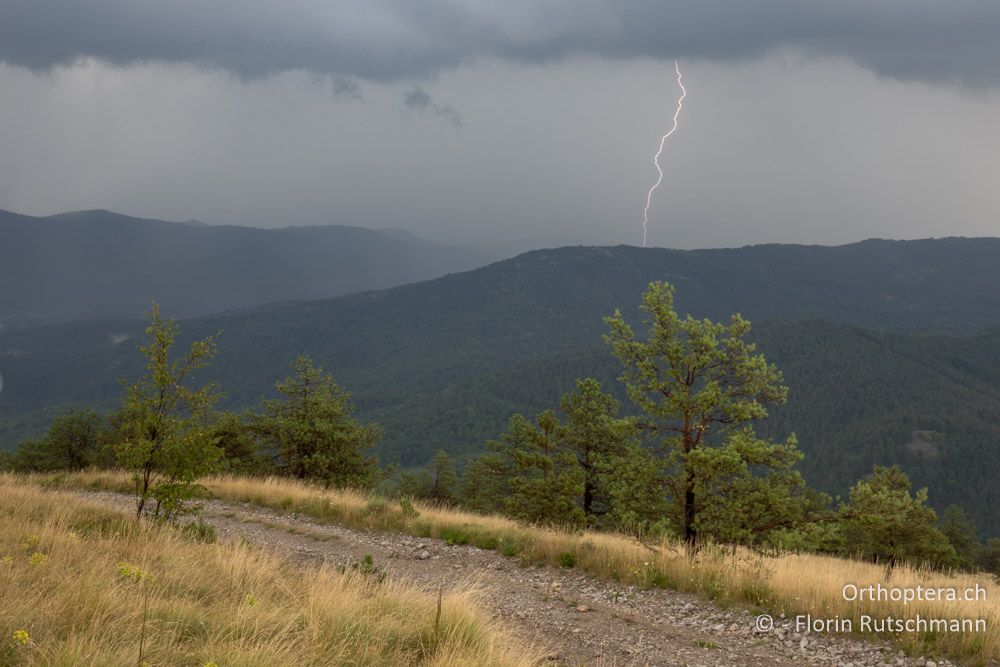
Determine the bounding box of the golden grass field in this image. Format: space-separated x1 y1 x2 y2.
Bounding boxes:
0 476 540 666
14 470 1000 664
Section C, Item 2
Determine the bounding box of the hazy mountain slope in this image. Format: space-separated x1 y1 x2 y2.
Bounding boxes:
0 208 497 327
4 239 1000 531
5 238 1000 410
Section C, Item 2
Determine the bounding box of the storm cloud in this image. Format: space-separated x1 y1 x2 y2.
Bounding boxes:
2 0 1000 87
404 87 463 127
1 3 998 250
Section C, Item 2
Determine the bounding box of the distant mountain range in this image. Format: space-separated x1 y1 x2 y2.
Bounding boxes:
3 238 1000 533
0 208 499 328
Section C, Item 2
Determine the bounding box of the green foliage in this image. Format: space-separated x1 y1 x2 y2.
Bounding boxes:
115 304 222 520
180 518 218 543
491 411 586 527
209 411 270 475
7 260 1000 559
559 378 636 524
398 449 458 502
339 553 387 582
688 430 810 545
598 442 671 536
768 521 845 555
8 410 110 472
461 378 633 529
839 465 957 568
604 281 805 545
938 505 983 571
439 526 472 546
980 538 1000 576
252 355 381 489
459 451 511 515
398 497 419 519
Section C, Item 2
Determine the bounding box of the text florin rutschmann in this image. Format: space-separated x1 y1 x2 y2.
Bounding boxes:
794 583 989 634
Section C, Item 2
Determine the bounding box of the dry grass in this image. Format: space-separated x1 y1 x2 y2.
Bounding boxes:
29 470 1000 664
0 476 541 666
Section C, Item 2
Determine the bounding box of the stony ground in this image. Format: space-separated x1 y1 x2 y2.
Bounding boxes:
76 491 962 667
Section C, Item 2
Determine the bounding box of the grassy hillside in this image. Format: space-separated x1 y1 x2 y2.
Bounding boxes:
4 241 1000 532
0 208 495 328
0 475 537 666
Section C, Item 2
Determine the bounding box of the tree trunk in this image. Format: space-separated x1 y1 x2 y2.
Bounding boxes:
683 470 697 547
136 465 152 519
583 480 594 516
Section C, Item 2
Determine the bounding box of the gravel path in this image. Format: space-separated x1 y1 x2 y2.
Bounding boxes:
71 491 959 667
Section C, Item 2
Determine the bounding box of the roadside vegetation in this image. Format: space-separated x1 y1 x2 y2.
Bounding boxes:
0 476 539 667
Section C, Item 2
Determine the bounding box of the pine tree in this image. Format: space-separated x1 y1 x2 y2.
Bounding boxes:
491 412 585 527
255 355 381 488
458 449 510 514
210 412 269 475
427 449 458 501
938 505 983 571
839 465 957 568
605 281 804 545
399 449 458 502
559 378 634 522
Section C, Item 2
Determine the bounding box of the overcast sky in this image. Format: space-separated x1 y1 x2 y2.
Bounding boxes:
1 1 998 248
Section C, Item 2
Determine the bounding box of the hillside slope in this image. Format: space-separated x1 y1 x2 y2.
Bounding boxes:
0 208 496 327
3 240 1000 531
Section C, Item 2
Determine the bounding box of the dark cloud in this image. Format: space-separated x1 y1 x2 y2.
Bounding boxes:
404 86 463 127
332 76 362 101
1 1 999 87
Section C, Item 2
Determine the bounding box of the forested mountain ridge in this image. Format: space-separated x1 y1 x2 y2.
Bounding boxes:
3 239 1000 531
0 208 497 328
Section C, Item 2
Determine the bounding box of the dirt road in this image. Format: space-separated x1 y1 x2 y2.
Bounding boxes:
72 491 954 667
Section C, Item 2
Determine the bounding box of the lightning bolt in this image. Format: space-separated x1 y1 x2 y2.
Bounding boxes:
642 60 686 247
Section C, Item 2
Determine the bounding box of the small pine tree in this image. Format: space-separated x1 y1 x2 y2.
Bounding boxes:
458 450 510 514
492 412 585 527
461 379 633 527
255 355 381 488
399 449 458 502
938 505 982 571
210 412 269 475
839 465 957 569
559 378 635 522
427 449 458 501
